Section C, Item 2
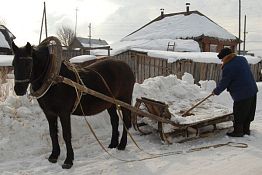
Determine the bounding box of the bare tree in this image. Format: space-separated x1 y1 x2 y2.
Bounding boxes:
56 25 75 46
0 18 6 25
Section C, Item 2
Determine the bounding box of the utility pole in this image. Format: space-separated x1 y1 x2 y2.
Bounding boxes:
88 23 91 47
243 15 247 55
238 0 241 55
39 2 48 44
75 8 78 37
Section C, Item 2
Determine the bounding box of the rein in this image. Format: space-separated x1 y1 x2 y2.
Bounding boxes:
56 61 249 163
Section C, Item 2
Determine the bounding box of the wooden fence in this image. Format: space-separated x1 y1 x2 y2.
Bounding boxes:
112 50 262 83
0 66 12 84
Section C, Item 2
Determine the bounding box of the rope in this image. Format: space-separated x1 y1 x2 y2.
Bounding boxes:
60 61 248 163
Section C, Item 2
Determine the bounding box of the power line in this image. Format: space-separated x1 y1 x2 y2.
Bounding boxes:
246 41 262 43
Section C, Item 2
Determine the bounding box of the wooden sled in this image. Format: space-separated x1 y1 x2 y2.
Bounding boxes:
132 97 234 144
54 75 233 144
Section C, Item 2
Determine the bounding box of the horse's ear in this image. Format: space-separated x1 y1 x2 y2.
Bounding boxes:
25 42 32 53
12 42 18 54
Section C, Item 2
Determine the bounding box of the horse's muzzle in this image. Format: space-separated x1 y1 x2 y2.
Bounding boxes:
14 83 28 96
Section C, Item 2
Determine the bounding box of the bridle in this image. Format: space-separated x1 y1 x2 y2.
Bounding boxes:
14 56 33 84
13 36 62 99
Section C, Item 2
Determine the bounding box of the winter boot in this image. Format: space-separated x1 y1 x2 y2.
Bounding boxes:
227 123 244 137
243 122 250 135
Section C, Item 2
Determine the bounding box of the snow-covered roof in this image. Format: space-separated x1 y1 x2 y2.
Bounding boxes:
111 39 200 54
0 32 10 49
0 25 15 51
76 37 108 48
141 49 261 64
69 55 96 63
123 11 238 41
112 47 261 65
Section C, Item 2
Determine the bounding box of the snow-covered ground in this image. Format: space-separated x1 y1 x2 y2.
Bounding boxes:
0 73 262 175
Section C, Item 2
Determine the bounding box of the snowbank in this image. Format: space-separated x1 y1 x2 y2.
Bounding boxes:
1 74 262 175
69 55 96 63
133 73 231 128
0 55 13 66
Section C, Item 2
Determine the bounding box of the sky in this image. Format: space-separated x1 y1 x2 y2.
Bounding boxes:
0 0 262 57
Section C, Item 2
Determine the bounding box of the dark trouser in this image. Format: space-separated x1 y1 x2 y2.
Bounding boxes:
233 95 257 125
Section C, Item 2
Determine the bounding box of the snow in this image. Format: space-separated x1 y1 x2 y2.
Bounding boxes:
111 46 262 64
0 32 10 49
0 55 13 66
1 73 262 175
69 55 96 63
111 39 201 54
123 13 237 41
133 74 231 127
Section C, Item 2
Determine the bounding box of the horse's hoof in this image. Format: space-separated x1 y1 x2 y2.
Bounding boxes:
62 163 73 169
48 158 58 163
108 143 118 149
117 144 126 150
48 154 59 163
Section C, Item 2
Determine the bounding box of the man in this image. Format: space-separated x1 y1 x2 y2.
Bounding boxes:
213 48 258 137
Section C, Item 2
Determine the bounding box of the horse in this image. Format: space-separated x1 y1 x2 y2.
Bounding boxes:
11 41 135 169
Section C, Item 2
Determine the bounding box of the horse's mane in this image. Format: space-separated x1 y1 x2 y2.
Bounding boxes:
33 45 49 57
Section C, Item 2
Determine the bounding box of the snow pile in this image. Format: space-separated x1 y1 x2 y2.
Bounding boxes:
0 55 13 66
0 73 231 163
133 73 231 127
0 88 111 165
69 55 96 63
1 73 262 174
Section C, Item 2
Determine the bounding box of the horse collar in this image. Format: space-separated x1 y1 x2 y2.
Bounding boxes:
29 54 59 99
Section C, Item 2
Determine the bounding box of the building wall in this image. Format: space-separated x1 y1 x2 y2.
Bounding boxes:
200 37 238 53
69 39 82 48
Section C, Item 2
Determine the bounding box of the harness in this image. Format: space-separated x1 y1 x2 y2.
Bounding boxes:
14 56 33 84
63 60 83 113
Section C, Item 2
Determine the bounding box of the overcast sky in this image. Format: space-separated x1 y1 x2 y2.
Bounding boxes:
0 0 262 56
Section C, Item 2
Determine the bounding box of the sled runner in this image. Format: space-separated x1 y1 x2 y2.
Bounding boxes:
132 97 234 143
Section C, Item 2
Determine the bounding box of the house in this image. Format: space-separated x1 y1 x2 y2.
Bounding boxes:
121 5 239 53
0 25 15 55
69 37 110 56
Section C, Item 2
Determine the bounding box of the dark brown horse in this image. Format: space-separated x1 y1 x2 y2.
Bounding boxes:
11 42 135 169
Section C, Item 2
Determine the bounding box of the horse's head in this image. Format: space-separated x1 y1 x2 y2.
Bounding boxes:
12 42 33 96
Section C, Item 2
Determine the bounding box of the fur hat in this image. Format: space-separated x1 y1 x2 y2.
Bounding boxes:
217 48 233 59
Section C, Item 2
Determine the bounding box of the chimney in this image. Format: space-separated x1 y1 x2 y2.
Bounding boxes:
160 8 164 18
186 3 190 13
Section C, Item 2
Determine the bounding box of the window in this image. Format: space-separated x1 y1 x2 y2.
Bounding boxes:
210 44 217 52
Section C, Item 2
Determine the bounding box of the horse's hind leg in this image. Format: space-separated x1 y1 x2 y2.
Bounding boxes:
46 114 60 163
107 106 119 148
59 114 74 169
117 106 131 150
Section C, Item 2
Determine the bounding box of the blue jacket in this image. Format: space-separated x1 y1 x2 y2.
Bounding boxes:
213 54 258 102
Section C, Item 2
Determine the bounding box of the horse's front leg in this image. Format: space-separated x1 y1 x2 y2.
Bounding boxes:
46 114 60 163
59 114 74 169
